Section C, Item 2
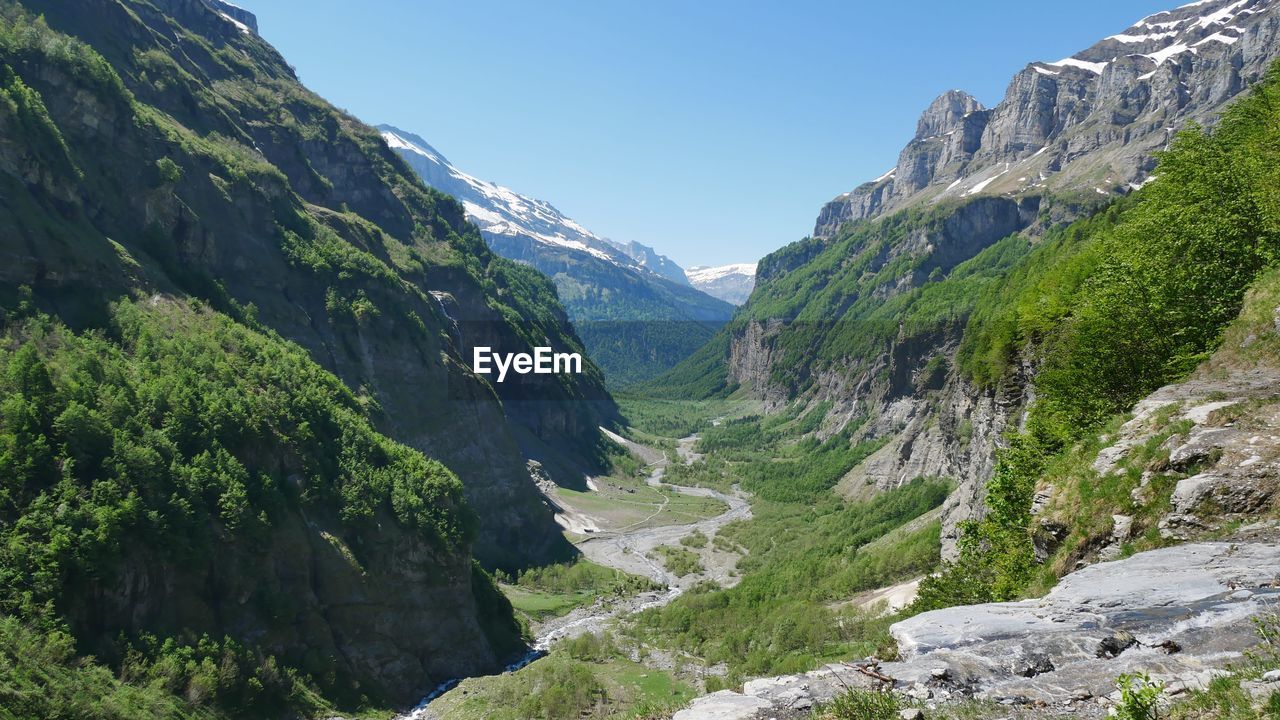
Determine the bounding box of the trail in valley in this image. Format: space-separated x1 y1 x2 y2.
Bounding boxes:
532 429 750 649
401 427 749 719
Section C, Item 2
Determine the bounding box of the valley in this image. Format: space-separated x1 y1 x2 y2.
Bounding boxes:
2 0 1280 719
410 425 753 719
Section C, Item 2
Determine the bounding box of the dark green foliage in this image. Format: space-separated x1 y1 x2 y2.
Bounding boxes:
578 320 724 388
0 301 475 715
629 328 739 400
471 561 527 660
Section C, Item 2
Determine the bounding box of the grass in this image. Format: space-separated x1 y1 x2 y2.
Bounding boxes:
428 634 694 720
550 473 728 531
497 560 659 623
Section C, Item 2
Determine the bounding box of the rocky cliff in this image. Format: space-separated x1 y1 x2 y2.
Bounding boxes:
815 0 1280 237
0 0 628 706
9 0 622 567
678 0 1280 562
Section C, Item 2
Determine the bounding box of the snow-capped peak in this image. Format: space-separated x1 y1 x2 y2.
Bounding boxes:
685 264 757 283
685 263 757 305
379 125 688 282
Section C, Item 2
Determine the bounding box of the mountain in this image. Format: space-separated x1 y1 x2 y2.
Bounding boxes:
643 1 1280 712
379 125 734 385
815 0 1280 236
685 262 757 305
653 0 1280 566
0 0 618 712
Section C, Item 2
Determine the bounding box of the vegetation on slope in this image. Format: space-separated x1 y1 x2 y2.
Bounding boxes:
0 298 499 715
496 559 660 622
630 479 943 681
429 632 693 720
0 2 611 715
915 61 1280 610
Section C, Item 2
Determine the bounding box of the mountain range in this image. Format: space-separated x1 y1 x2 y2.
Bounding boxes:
655 0 1280 562
816 0 1279 234
379 125 737 385
4 0 1280 717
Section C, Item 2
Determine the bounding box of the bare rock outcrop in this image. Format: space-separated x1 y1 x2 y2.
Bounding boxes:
815 0 1280 238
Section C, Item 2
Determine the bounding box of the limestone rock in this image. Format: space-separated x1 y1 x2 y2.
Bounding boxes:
671 690 772 720
815 0 1280 236
883 541 1280 706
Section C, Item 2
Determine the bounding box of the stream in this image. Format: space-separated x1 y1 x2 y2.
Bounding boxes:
400 430 750 719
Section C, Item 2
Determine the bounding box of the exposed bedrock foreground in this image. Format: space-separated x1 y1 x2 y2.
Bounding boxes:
674 529 1280 719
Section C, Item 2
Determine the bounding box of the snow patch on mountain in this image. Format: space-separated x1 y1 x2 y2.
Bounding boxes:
378 125 688 283
685 263 757 305
686 264 757 284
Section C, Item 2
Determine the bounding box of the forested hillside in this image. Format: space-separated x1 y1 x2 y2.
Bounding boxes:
916 61 1280 608
0 0 615 714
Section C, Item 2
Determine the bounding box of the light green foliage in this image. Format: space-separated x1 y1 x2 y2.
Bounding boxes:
633 479 944 680
814 689 902 720
432 635 693 720
696 408 887 503
679 530 708 549
154 157 182 185
1116 673 1163 720
0 301 473 715
499 560 659 621
651 545 703 577
0 617 218 720
616 393 732 438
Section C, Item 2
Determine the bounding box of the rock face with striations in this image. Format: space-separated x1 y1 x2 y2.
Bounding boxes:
0 0 626 701
815 0 1280 237
724 0 1280 561
885 536 1280 707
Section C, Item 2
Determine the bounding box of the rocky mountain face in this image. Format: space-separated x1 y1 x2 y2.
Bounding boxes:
381 126 734 384
664 0 1280 565
816 0 1280 237
0 0 620 702
676 294 1280 715
686 263 757 305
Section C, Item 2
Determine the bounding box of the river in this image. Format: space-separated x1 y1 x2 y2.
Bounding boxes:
399 429 750 719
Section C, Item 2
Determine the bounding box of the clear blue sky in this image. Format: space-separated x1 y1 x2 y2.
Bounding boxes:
245 1 1178 268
